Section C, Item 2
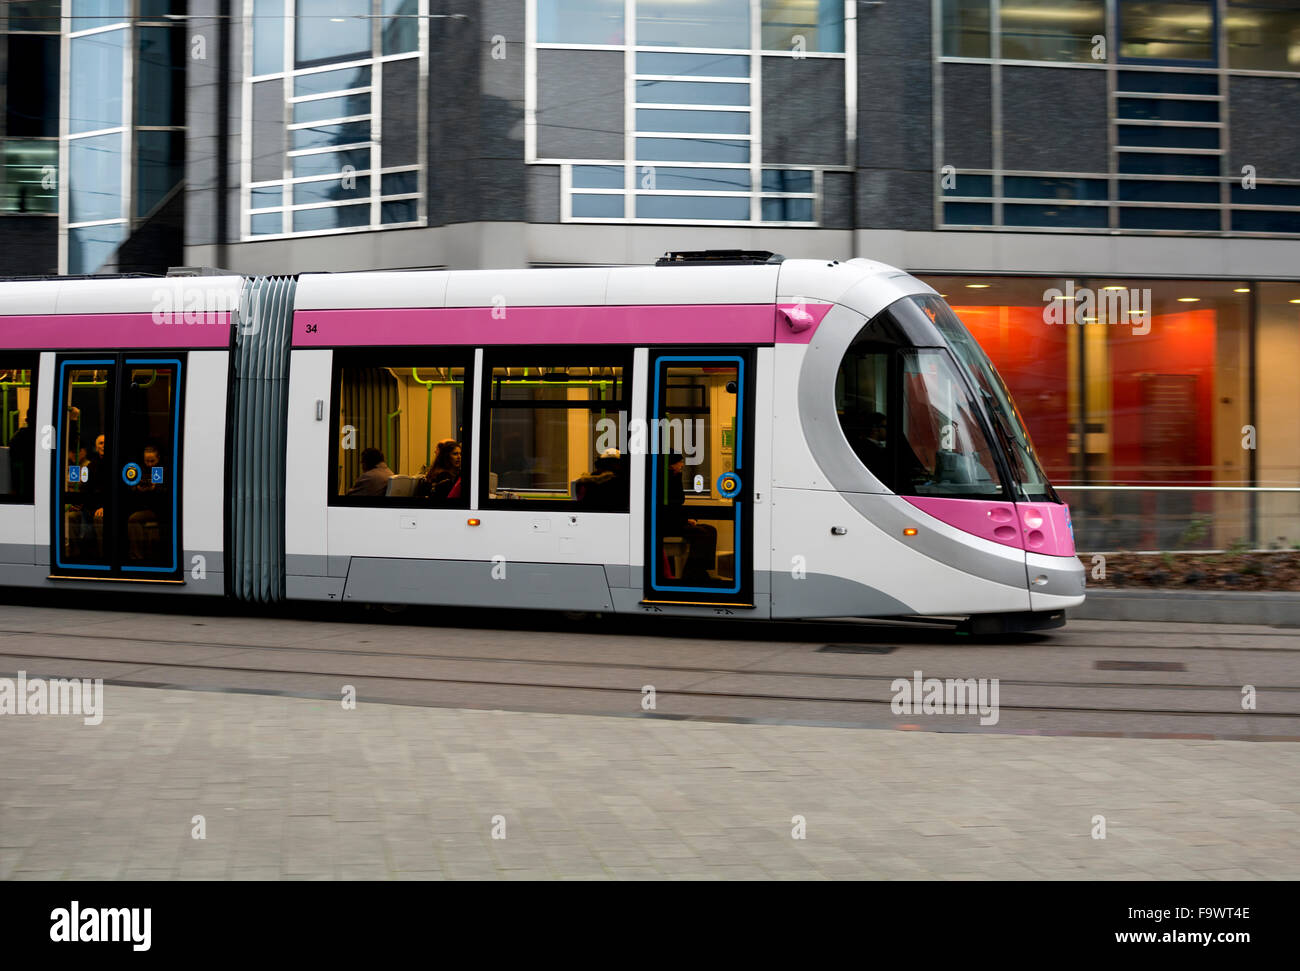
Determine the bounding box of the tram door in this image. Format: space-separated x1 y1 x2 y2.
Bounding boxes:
51 356 184 580
644 352 753 607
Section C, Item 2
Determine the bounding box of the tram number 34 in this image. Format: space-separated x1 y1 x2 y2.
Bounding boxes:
304 324 318 334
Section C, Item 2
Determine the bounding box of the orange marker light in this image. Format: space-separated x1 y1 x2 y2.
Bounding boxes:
467 518 481 527
903 528 918 537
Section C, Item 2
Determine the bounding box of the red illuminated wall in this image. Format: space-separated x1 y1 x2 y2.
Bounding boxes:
1107 309 1215 484
949 305 1072 479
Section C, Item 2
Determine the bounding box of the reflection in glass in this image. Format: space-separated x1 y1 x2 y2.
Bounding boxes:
381 170 420 195
572 194 623 217
1000 0 1104 62
70 30 126 134
68 223 126 275
942 0 991 57
293 175 369 205
637 108 750 134
636 194 749 220
296 0 369 67
761 0 844 53
295 65 371 96
291 121 372 151
293 93 371 124
253 0 284 75
636 52 750 77
636 137 749 163
1 140 57 214
1228 1 1300 71
537 0 625 45
69 132 124 223
636 80 749 105
383 0 418 55
292 148 370 178
70 0 127 31
572 165 624 189
292 204 370 232
647 166 751 192
637 0 750 49
135 130 185 217
1120 1 1215 62
761 197 813 221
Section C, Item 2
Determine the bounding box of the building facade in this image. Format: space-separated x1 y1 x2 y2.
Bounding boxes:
0 0 187 276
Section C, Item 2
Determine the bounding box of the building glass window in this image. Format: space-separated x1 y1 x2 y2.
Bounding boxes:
536 0 625 45
296 0 371 67
333 359 469 504
1228 1 1300 71
1 140 57 214
942 0 991 57
533 1 846 225
761 0 844 53
1000 0 1104 62
243 1 426 239
485 360 629 510
1120 0 1216 64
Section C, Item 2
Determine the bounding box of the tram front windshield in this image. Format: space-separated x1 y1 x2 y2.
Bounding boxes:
918 295 1058 503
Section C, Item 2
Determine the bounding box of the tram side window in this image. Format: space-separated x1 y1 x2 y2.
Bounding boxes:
0 356 39 503
485 361 629 509
835 343 895 489
333 360 468 503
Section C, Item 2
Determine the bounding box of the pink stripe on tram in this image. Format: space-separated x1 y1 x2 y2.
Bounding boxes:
293 303 833 347
0 313 232 349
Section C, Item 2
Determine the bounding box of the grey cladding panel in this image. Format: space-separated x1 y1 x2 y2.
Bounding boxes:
762 57 846 166
941 64 992 170
1229 77 1300 180
528 164 561 223
251 79 286 183
1001 67 1107 173
343 558 615 611
382 59 420 168
536 49 624 160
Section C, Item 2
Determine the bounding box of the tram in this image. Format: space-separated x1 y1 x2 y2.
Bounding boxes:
0 251 1083 631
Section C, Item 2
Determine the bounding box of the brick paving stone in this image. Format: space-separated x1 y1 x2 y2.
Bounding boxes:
1 685 1297 881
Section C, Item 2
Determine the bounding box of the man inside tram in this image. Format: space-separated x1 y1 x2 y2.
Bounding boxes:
661 453 717 584
347 447 395 496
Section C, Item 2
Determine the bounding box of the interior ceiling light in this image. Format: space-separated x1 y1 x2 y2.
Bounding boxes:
1177 297 1200 302
1102 286 1125 291
965 283 990 289
1234 288 1251 293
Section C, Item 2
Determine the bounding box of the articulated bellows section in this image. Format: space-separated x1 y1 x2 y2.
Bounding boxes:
229 276 296 603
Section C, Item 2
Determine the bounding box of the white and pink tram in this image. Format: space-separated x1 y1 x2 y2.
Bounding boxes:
0 251 1083 631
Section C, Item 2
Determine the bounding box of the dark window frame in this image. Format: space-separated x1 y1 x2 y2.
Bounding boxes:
327 346 475 509
0 352 40 505
480 346 634 513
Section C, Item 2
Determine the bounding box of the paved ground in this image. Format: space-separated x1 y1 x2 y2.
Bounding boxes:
2 684 1297 880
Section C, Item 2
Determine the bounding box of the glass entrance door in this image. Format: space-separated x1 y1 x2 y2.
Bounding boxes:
53 355 184 579
644 353 752 606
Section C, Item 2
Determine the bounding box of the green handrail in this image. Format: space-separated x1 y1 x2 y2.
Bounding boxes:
411 368 436 469
385 407 402 472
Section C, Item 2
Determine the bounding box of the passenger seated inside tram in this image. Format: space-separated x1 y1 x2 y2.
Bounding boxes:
347 447 395 496
574 448 625 510
65 431 109 558
416 439 462 500
660 453 717 584
127 443 168 561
